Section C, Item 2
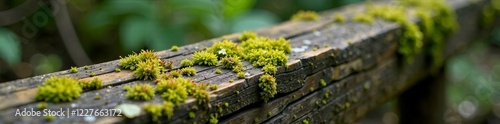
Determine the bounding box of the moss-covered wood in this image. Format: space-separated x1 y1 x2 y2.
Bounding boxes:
0 0 495 123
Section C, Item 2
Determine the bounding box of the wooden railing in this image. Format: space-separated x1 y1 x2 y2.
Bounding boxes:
0 0 496 123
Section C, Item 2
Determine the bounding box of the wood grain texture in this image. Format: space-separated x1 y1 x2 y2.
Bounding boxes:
0 0 493 123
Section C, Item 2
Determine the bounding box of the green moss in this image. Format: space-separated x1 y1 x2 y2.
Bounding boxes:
209 84 218 91
84 65 89 70
209 114 219 124
143 101 175 122
133 59 163 80
258 74 277 103
171 69 181 78
310 87 314 92
94 95 101 100
293 114 297 119
245 49 288 67
241 37 291 54
207 40 243 59
353 13 374 24
229 79 234 83
324 92 330 99
79 78 103 90
322 100 327 105
171 45 179 51
161 86 188 105
319 79 326 87
303 119 309 124
239 31 258 41
262 64 277 75
291 10 319 21
45 115 55 121
70 67 77 73
189 111 196 119
315 101 320 106
115 68 121 72
192 51 218 66
237 72 245 79
143 103 162 122
119 50 159 70
220 57 243 70
181 67 197 76
235 90 240 95
89 72 96 77
180 59 194 67
224 102 229 107
35 76 82 103
345 102 351 108
215 69 222 74
232 64 244 73
254 118 260 124
125 83 155 101
268 111 272 117
333 13 346 23
37 102 47 109
166 61 173 69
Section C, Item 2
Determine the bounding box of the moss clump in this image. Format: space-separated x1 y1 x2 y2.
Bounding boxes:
237 72 245 79
229 79 234 83
84 65 89 70
170 69 181 78
37 102 47 109
119 50 159 70
89 72 96 77
207 40 243 59
259 74 277 103
220 56 243 69
209 114 219 124
262 64 277 75
232 65 244 73
303 119 309 124
209 84 218 91
192 51 218 66
353 13 374 24
156 77 212 106
189 111 196 119
115 68 121 72
125 83 155 101
70 67 77 73
239 31 258 41
319 79 326 87
333 13 346 23
245 49 288 67
133 59 163 80
45 115 55 121
166 61 173 69
143 101 175 122
161 86 188 105
215 69 222 74
35 76 82 103
181 67 197 76
291 10 320 21
94 95 101 100
171 45 179 52
364 4 423 63
194 88 210 106
79 78 103 90
180 59 194 67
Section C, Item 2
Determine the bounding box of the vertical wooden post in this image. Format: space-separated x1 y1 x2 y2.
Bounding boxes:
398 71 446 124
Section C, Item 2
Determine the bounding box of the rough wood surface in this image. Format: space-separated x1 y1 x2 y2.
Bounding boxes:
0 0 493 123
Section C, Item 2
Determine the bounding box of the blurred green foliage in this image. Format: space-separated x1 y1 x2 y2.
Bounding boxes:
0 28 20 66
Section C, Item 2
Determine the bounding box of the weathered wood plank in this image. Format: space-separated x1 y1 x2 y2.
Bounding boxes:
0 0 493 123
